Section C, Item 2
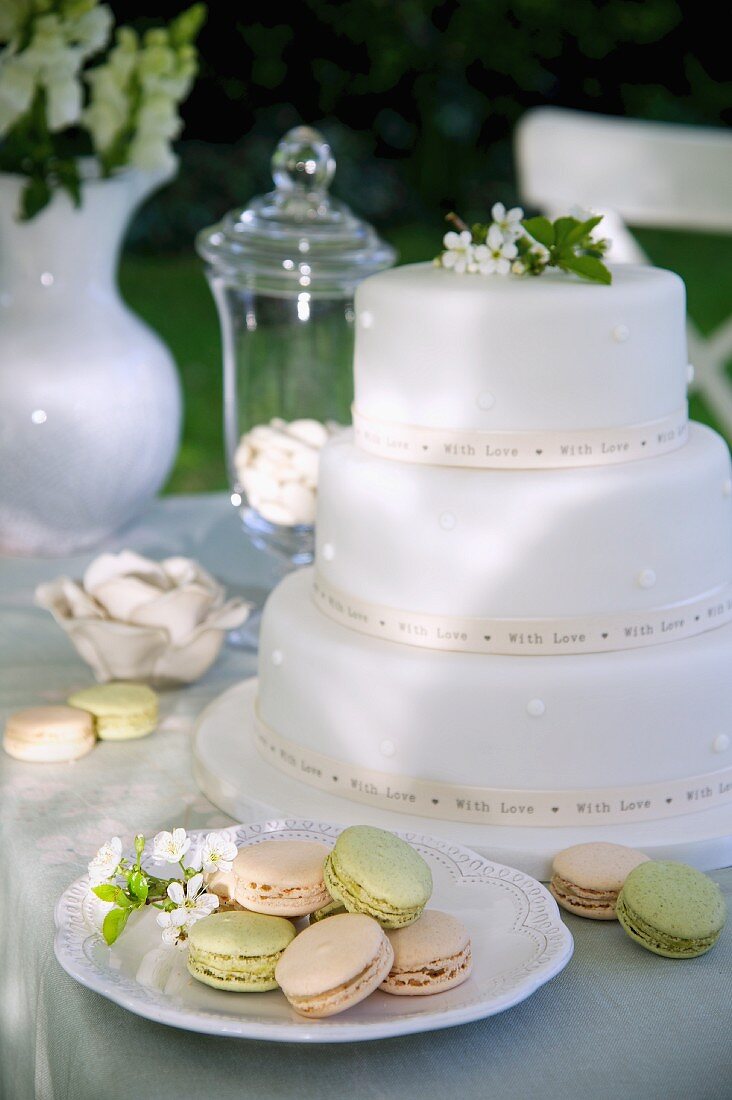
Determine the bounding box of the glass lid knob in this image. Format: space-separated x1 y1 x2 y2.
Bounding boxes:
271 126 336 194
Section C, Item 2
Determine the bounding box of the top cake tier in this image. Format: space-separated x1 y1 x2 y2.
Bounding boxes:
353 262 688 439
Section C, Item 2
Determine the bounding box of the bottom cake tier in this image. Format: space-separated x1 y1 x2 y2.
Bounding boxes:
256 568 732 828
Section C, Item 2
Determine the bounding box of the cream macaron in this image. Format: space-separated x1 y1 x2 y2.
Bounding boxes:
207 839 332 917
275 913 394 1017
3 705 96 762
381 910 473 996
549 842 650 919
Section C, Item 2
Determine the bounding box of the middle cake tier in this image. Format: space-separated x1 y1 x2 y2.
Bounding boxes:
315 423 732 623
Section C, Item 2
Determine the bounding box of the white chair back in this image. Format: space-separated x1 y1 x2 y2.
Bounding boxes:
515 107 732 434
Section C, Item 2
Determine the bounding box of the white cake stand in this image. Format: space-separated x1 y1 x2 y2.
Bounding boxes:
193 679 732 880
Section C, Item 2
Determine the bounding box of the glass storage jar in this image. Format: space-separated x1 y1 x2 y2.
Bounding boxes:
197 125 395 643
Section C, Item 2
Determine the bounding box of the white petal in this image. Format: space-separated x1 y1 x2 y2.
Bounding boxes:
156 910 172 928
491 202 506 223
496 258 511 275
443 231 460 249
187 873 203 899
167 881 185 905
487 224 504 249
83 551 168 595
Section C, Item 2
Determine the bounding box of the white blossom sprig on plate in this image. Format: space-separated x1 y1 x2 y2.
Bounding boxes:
155 874 220 948
87 828 225 948
200 831 238 874
435 207 611 284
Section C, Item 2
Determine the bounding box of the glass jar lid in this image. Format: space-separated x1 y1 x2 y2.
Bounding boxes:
196 126 396 296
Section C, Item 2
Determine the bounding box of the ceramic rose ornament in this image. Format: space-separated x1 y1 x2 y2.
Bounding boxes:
36 550 250 686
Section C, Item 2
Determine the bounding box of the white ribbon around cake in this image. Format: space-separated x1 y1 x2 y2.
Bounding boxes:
312 575 732 657
353 405 689 469
254 709 732 828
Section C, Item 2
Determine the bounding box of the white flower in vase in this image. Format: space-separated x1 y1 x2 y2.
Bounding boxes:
441 230 475 274
200 832 239 875
88 836 123 884
474 224 518 276
152 828 191 865
490 202 524 240
0 53 35 135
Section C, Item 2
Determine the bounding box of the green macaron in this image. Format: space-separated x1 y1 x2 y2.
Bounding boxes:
616 860 726 959
187 911 296 991
309 898 347 923
67 683 158 741
323 825 433 929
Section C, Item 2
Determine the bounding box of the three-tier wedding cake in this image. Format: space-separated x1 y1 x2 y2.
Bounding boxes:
250 259 732 864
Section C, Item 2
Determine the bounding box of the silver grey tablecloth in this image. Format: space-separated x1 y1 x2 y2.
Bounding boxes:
1 494 730 1100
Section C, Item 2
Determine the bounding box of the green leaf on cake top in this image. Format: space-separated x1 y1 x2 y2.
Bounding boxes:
436 204 612 284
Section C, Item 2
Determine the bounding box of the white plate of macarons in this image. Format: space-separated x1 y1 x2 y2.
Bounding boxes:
54 819 573 1042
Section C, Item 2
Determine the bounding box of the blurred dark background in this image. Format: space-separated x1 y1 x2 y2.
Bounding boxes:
121 0 727 250
110 0 730 490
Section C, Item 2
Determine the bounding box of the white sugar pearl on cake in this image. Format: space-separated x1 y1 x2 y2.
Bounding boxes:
271 650 284 666
612 324 630 343
439 512 456 531
723 479 732 497
379 739 396 757
360 310 374 328
322 543 335 561
638 569 657 589
527 699 545 717
687 363 695 383
713 734 730 753
477 391 495 410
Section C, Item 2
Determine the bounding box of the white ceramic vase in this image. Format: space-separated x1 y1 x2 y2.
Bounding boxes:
0 165 182 555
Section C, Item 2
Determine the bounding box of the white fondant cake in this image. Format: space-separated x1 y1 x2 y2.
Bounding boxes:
316 425 732 620
259 568 732 793
354 263 687 432
253 261 732 837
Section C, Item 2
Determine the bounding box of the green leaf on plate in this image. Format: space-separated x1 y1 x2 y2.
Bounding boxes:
92 884 118 902
102 907 129 946
128 871 149 902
